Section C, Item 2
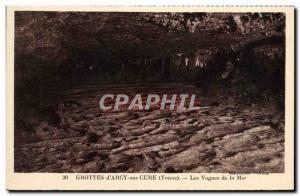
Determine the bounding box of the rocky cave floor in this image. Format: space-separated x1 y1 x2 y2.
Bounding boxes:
14 83 285 173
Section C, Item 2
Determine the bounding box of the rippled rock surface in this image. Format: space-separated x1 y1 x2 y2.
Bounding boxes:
14 84 284 173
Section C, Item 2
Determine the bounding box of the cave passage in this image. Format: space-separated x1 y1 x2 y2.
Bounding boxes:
14 12 285 173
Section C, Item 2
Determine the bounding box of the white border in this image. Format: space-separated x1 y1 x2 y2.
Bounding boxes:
7 4 294 190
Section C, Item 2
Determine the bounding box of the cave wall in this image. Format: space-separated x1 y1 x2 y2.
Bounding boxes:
14 12 285 106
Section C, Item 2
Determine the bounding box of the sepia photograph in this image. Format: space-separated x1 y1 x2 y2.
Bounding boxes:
6 6 295 191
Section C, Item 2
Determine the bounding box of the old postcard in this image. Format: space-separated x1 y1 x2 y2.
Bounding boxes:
6 6 294 191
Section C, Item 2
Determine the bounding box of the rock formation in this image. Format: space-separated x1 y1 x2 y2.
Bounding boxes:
14 12 285 173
